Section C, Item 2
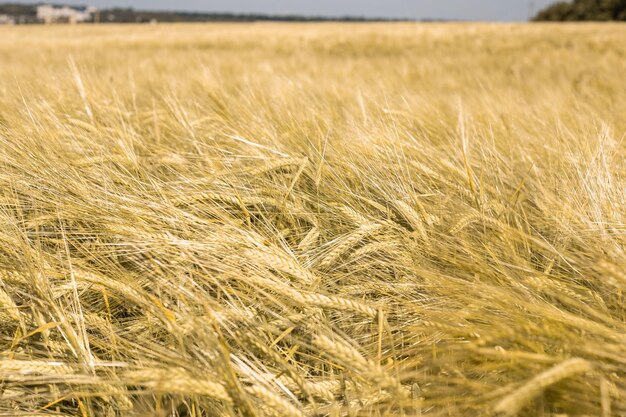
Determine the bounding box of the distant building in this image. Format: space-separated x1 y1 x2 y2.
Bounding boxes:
0 14 15 25
36 4 97 24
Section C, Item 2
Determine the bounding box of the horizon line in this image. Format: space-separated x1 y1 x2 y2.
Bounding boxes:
0 2 533 22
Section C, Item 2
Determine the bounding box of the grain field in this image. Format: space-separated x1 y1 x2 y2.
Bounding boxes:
0 23 624 417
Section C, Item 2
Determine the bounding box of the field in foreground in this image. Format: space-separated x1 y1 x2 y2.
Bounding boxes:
0 23 625 417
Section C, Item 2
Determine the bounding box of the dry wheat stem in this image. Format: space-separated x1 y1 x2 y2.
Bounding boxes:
493 358 592 416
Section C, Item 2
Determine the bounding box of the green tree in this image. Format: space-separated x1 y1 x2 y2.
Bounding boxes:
533 0 626 20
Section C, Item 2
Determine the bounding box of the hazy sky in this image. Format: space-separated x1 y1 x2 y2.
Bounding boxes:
13 0 560 21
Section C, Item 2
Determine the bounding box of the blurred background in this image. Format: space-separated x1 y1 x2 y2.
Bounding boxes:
1 1 625 25
0 1 584 23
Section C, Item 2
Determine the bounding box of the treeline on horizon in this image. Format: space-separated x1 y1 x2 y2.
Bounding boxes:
5 1 626 24
534 0 626 20
0 3 415 23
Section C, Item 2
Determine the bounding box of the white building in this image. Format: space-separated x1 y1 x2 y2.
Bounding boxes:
37 5 97 24
0 14 15 25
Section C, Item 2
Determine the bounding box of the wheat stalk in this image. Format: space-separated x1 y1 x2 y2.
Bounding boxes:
493 358 592 416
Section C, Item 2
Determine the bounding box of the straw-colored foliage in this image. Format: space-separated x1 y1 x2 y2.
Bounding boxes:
0 23 624 416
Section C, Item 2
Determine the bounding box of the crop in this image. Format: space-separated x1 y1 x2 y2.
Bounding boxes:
0 23 624 416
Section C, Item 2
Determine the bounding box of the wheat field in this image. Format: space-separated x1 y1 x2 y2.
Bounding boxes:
0 22 625 417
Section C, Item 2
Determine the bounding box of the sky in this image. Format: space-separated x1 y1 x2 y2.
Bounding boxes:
12 0 560 21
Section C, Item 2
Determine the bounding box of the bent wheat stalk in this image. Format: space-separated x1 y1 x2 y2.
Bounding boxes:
493 358 592 416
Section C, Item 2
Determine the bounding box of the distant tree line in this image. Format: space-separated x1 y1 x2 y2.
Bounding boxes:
0 3 38 23
0 3 35 15
534 0 626 21
94 8 409 23
0 3 412 24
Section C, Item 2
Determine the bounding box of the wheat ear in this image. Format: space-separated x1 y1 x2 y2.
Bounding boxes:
125 368 232 405
313 335 405 396
298 227 320 251
393 199 430 244
313 334 370 372
0 286 21 322
245 384 305 417
247 157 305 176
300 293 378 318
318 224 381 269
244 248 318 285
0 360 75 377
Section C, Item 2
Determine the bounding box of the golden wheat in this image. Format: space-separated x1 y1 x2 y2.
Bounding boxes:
0 22 623 417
